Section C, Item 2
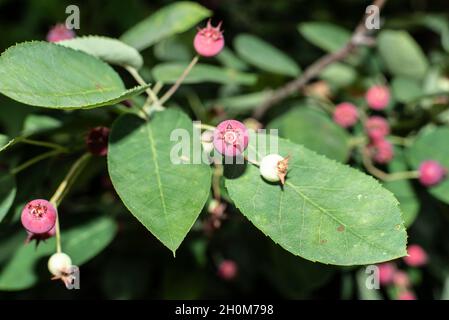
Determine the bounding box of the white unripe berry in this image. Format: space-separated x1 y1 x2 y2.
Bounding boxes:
259 154 284 182
201 130 214 154
48 252 72 277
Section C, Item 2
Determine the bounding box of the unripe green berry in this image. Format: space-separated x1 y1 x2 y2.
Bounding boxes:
260 154 285 183
48 252 72 277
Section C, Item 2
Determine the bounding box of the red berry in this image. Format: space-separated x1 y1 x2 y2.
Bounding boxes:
369 139 394 164
365 85 390 110
404 244 428 267
218 260 238 280
333 102 359 128
419 160 447 186
21 199 57 234
365 116 390 141
378 262 396 285
213 120 249 157
46 23 76 42
194 20 224 57
86 126 110 156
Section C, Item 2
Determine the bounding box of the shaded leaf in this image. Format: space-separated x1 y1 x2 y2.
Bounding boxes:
391 77 423 103
0 216 116 291
234 34 300 77
378 30 428 79
120 1 211 51
267 107 350 162
152 62 257 85
215 91 271 112
298 22 351 52
0 172 16 223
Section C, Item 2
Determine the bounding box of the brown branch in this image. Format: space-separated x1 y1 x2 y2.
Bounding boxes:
252 0 387 120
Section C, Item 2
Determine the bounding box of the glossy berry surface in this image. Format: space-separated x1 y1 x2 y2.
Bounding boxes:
48 252 72 277
21 199 57 234
369 139 394 164
213 120 249 157
194 20 224 57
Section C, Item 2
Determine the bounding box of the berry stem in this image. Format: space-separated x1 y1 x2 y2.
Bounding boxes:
10 149 62 175
389 135 414 147
159 55 199 105
125 66 162 109
50 153 91 253
194 123 216 131
212 163 223 200
19 138 68 152
360 146 419 182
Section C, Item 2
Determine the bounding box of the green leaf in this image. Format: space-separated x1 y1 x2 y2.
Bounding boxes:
154 37 191 62
378 30 428 80
0 41 148 109
0 216 116 291
0 134 15 152
215 91 271 112
267 107 350 163
58 36 144 69
0 172 16 223
384 148 419 227
298 22 351 52
152 63 257 85
406 126 449 204
108 109 211 254
391 77 424 103
120 1 211 51
216 47 249 71
234 34 300 77
225 133 407 266
319 63 357 88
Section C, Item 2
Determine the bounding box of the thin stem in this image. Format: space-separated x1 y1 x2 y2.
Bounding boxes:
125 66 162 108
252 0 387 119
159 55 199 105
194 123 216 131
212 163 223 200
10 149 62 175
390 135 414 147
20 138 68 152
152 81 163 96
360 146 419 182
50 153 91 253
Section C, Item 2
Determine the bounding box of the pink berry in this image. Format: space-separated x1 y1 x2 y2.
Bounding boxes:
378 262 396 285
218 260 238 280
419 160 447 186
86 126 110 156
46 23 76 42
194 20 224 57
369 139 394 164
333 102 359 128
21 200 57 234
404 244 428 267
392 270 410 288
213 120 249 157
397 290 416 300
365 116 390 141
26 225 56 246
365 85 390 110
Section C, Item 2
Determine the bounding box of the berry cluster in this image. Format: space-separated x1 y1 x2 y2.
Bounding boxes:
377 244 428 300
